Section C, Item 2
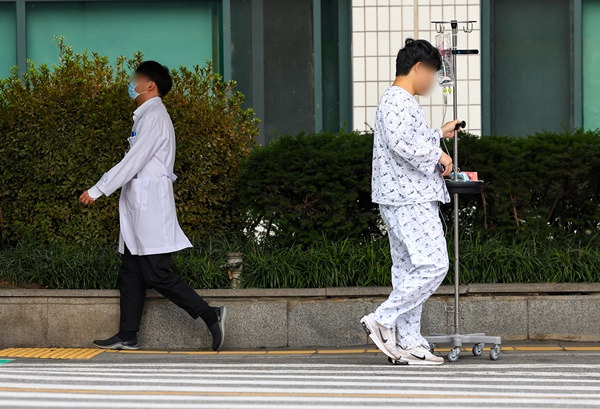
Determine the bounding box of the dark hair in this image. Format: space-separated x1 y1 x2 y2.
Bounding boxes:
395 38 442 76
135 60 173 97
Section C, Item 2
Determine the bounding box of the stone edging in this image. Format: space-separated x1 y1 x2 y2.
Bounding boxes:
1 283 600 349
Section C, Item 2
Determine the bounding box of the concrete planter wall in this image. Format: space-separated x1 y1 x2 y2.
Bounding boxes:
1 283 599 350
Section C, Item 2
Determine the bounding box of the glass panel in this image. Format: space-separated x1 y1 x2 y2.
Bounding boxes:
492 0 571 136
583 0 600 131
0 2 16 78
26 1 219 72
231 0 350 143
262 0 314 140
230 0 253 107
321 0 341 132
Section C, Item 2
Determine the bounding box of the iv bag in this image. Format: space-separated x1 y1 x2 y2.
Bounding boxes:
436 33 455 87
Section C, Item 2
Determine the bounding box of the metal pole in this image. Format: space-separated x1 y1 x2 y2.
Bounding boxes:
16 0 27 76
451 20 460 335
251 0 265 144
313 0 323 133
222 0 232 82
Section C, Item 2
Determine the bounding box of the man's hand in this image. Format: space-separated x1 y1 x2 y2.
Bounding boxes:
441 119 462 138
79 190 95 205
439 152 453 177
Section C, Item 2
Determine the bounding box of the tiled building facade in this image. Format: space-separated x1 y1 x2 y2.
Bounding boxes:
351 0 482 135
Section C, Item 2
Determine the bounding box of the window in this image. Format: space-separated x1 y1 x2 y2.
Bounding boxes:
320 0 351 133
0 2 16 78
26 1 220 72
490 0 571 136
229 0 352 144
583 0 600 131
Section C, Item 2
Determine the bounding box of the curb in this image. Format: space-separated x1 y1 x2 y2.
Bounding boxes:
3 286 600 349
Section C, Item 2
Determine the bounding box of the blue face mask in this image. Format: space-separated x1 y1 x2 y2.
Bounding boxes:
128 81 147 100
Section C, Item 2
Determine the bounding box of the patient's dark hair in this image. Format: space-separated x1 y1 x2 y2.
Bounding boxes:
395 38 442 76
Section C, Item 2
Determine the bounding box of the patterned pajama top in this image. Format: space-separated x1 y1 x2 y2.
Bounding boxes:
371 86 450 206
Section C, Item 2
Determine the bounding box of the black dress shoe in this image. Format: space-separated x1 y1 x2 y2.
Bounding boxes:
93 335 139 350
209 306 227 351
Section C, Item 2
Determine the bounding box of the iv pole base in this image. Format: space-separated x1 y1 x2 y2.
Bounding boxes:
425 333 503 362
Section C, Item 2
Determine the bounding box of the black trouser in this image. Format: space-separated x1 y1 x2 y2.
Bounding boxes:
118 245 211 333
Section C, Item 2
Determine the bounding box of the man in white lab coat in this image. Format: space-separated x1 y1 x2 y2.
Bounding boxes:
79 61 227 351
361 39 461 365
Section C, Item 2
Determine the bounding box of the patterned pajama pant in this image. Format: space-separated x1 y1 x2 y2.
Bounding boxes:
374 201 449 350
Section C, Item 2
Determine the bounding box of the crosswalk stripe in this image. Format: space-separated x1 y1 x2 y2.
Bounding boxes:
1 362 599 408
1 384 600 399
0 374 599 392
0 400 594 409
7 365 600 378
2 369 598 384
1 396 600 407
1 382 599 399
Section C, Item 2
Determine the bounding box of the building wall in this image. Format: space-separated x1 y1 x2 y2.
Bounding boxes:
351 0 482 136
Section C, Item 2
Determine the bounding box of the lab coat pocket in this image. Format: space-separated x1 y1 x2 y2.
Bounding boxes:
126 178 150 210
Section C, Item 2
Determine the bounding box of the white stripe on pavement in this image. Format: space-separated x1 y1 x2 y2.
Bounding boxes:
0 395 599 408
0 399 598 409
2 369 599 384
5 368 600 380
1 362 599 408
0 398 599 408
0 381 599 399
7 364 600 376
0 373 599 392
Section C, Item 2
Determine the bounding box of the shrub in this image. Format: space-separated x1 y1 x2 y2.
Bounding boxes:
448 130 600 239
0 39 259 247
237 131 380 246
238 130 600 245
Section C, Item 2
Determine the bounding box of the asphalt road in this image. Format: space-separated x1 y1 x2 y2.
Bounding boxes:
1 349 600 408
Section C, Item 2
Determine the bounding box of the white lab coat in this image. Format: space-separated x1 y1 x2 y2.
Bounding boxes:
90 97 192 255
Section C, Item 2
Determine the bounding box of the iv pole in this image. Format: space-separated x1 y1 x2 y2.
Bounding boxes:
425 20 502 362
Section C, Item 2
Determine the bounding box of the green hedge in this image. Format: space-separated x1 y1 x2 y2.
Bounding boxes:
446 130 600 239
0 40 258 247
2 234 598 289
1 124 599 288
238 130 600 245
237 132 378 246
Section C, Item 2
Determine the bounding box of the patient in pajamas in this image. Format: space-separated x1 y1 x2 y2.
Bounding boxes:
361 38 462 366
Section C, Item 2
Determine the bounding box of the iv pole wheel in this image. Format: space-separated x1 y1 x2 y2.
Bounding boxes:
447 347 461 362
489 344 501 361
429 343 437 354
472 343 484 356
